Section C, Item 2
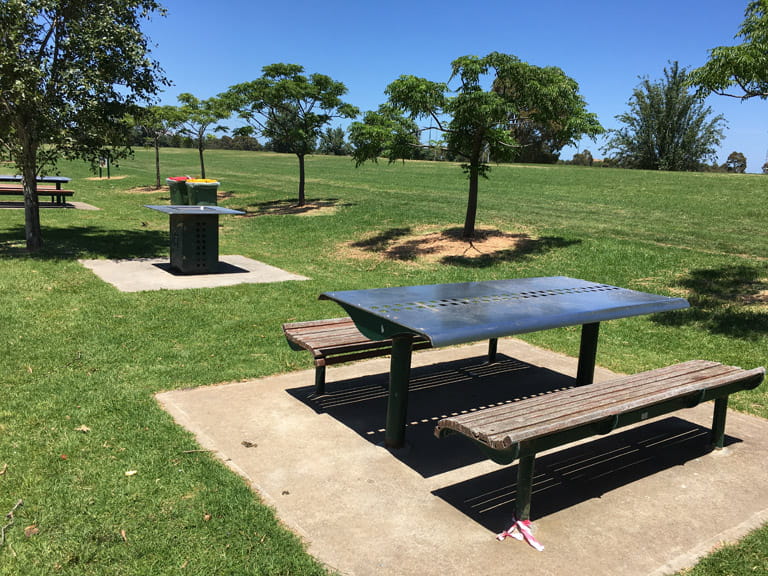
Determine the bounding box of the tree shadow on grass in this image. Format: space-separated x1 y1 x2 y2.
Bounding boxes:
0 224 168 260
236 197 354 216
350 226 580 268
654 264 768 339
441 233 580 268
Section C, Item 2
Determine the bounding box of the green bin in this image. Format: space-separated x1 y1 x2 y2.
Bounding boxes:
167 177 189 205
186 179 219 206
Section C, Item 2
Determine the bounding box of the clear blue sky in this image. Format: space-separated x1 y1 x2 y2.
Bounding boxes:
142 0 767 171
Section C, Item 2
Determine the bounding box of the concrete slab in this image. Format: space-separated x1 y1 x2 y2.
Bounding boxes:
79 255 309 292
157 339 768 576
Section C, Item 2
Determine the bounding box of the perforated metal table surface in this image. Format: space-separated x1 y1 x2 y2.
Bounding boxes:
320 277 690 448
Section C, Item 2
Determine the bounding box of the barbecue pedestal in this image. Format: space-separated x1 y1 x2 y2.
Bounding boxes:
145 205 244 274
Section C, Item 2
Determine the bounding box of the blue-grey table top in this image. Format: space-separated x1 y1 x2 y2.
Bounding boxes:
0 174 70 183
144 204 244 215
320 276 690 347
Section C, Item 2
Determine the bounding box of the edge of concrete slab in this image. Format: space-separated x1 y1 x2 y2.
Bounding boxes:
79 255 309 291
157 339 768 576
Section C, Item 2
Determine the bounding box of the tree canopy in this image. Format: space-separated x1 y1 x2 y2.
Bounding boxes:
133 105 184 188
689 0 768 100
222 63 358 206
601 62 726 171
350 52 602 238
177 93 228 179
0 0 167 250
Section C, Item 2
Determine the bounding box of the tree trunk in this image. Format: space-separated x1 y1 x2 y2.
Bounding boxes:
462 137 485 239
21 135 42 252
463 163 479 239
297 153 306 206
154 135 161 188
198 140 206 178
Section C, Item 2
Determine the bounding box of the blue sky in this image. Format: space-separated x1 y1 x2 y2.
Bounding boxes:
143 1 767 171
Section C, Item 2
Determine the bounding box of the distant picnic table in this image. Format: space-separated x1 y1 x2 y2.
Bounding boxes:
0 174 73 205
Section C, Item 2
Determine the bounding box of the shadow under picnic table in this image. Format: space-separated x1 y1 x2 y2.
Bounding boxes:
433 416 740 529
287 354 581 478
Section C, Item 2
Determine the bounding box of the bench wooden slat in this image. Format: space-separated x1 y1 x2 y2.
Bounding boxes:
282 317 468 394
436 361 762 450
440 361 728 442
435 360 764 524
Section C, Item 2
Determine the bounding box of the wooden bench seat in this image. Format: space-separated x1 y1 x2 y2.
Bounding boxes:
0 185 74 205
283 317 433 394
435 360 764 524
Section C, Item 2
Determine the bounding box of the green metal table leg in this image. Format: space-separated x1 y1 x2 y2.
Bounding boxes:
314 365 326 395
712 396 729 449
515 449 536 521
488 338 498 363
385 334 414 449
576 322 600 386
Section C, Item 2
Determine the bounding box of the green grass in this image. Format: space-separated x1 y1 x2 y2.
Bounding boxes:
2 149 768 574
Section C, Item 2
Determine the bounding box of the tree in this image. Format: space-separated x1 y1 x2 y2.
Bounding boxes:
571 149 594 166
493 67 603 165
177 94 228 179
134 105 183 188
222 63 359 206
0 0 168 251
726 151 747 172
602 62 726 171
350 52 602 238
317 126 352 156
689 1 768 100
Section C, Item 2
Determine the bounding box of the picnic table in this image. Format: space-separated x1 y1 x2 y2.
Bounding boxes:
320 276 690 448
0 174 73 205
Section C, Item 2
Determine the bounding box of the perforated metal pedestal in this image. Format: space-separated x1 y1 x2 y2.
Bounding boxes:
169 213 219 274
145 205 244 275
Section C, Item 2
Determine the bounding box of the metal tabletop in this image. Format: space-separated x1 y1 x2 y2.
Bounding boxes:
320 277 690 449
320 277 689 347
0 175 71 189
144 204 244 215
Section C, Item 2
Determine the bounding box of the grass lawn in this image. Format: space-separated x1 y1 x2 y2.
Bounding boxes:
1 149 767 574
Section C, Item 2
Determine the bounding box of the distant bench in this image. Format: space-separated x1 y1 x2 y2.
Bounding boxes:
283 317 500 394
435 360 764 527
0 175 73 206
0 184 74 205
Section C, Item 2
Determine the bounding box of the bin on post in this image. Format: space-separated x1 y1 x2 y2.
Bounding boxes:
185 178 219 206
167 176 189 205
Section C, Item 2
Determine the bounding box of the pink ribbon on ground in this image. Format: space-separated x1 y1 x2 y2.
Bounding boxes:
496 516 545 551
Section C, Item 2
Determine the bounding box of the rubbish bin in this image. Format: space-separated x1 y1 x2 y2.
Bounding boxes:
166 176 189 205
185 178 220 206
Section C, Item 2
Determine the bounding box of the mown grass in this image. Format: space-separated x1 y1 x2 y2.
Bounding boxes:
1 149 767 574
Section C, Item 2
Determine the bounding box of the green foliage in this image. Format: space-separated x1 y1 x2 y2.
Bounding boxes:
570 149 594 166
348 105 422 163
726 151 748 173
317 126 352 156
221 63 358 205
0 0 168 250
602 62 726 171
689 0 768 100
176 94 229 178
132 105 185 187
492 59 603 164
350 52 602 238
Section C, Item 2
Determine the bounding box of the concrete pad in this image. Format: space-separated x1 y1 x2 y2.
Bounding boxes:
157 339 768 576
79 255 309 292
